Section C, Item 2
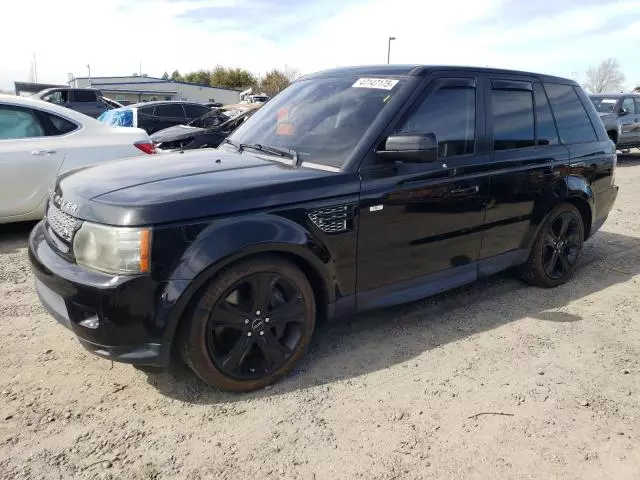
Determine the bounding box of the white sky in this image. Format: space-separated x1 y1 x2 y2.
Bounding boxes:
1 0 639 91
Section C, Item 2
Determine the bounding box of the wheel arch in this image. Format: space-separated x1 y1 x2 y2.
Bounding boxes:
160 216 336 346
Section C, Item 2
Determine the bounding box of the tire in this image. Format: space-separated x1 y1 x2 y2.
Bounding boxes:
179 256 316 392
520 203 585 288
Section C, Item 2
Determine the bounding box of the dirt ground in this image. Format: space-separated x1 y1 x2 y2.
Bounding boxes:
1 156 639 480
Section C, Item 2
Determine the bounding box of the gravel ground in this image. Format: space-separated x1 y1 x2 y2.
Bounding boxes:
1 155 639 480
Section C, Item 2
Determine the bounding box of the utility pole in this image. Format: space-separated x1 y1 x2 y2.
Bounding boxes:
32 53 38 83
87 64 91 87
387 37 396 64
139 61 142 76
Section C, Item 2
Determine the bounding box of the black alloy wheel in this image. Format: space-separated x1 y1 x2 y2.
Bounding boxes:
207 273 306 380
179 256 316 391
520 203 585 288
541 212 582 280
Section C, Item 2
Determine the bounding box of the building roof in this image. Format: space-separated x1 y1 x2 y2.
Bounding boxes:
72 76 242 92
301 65 578 85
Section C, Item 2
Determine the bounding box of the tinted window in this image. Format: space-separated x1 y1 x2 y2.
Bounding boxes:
534 83 559 146
73 90 98 102
155 104 185 117
0 106 45 139
398 85 475 157
46 113 78 135
137 106 155 116
621 98 635 114
635 98 640 113
491 89 534 150
184 104 210 118
544 83 597 144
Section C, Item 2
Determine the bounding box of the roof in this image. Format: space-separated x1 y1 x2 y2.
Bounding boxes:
0 94 102 125
589 93 640 98
113 100 211 109
72 76 242 92
300 65 578 85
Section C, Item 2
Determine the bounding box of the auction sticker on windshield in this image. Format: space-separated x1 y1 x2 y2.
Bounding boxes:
352 78 399 90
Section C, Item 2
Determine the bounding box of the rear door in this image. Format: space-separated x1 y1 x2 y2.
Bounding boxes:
479 76 569 270
153 103 188 132
0 104 66 218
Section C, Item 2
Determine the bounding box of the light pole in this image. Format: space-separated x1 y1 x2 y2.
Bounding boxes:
387 36 396 64
87 64 91 87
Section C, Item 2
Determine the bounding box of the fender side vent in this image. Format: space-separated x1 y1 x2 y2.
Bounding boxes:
308 205 352 234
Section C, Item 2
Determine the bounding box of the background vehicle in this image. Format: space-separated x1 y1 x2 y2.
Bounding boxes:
589 93 640 149
29 66 617 392
0 94 155 223
151 105 259 151
98 101 213 134
33 87 112 118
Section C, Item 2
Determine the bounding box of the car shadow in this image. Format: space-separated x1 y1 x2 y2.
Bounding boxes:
617 150 640 167
0 221 37 254
145 229 640 403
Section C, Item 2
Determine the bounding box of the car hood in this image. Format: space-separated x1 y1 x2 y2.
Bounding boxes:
150 124 205 143
54 149 355 226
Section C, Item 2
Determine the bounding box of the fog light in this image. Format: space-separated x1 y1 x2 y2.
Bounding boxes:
78 316 100 329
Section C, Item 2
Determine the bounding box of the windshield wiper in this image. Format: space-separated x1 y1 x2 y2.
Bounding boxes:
240 143 300 166
220 138 242 152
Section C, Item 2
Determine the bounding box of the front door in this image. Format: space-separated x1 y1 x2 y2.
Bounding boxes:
0 104 65 218
357 75 488 307
618 97 637 146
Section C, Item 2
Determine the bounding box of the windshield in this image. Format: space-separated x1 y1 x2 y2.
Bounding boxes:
228 76 405 168
590 96 619 114
189 109 231 128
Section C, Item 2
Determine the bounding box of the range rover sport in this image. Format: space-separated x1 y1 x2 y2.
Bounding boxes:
29 65 618 392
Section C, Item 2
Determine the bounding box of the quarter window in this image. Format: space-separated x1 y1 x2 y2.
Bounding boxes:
544 83 597 144
0 106 45 140
46 113 78 135
398 83 475 157
491 89 535 150
533 83 559 146
621 98 635 114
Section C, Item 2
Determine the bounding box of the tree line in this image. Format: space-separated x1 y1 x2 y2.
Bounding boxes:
161 66 301 97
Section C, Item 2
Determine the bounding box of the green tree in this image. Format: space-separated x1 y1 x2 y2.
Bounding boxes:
184 70 212 86
161 71 169 80
210 66 257 89
170 70 182 81
260 69 291 96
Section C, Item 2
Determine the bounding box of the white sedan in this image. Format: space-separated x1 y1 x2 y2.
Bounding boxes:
0 94 155 223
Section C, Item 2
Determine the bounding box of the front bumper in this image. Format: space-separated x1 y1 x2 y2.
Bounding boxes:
28 221 172 366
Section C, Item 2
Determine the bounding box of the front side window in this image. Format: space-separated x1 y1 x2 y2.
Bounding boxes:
0 106 45 139
491 89 534 151
545 83 597 144
42 90 68 104
155 104 185 117
397 81 475 158
621 98 635 114
228 76 405 167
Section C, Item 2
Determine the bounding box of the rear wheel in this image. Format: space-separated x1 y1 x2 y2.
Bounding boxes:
520 203 584 288
179 256 315 392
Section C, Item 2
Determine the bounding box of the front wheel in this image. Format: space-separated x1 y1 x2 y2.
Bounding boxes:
179 256 316 392
520 203 585 288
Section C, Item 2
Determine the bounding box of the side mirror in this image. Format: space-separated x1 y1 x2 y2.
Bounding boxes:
620 108 631 115
376 132 438 163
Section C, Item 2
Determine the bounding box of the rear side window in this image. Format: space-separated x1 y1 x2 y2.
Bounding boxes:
533 83 559 146
0 105 45 139
621 98 635 114
398 81 476 158
138 106 155 116
155 104 186 117
184 104 210 118
491 89 535 151
46 113 78 135
544 83 597 144
73 90 98 102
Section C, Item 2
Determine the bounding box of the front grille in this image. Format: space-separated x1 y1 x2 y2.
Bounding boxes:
308 205 352 234
47 203 78 242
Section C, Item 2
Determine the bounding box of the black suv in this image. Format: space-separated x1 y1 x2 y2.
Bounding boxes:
29 65 618 392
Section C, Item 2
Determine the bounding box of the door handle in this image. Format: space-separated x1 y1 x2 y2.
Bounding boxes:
31 149 57 156
450 185 479 196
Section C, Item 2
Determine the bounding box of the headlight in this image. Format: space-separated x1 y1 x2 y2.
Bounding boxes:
72 222 151 274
